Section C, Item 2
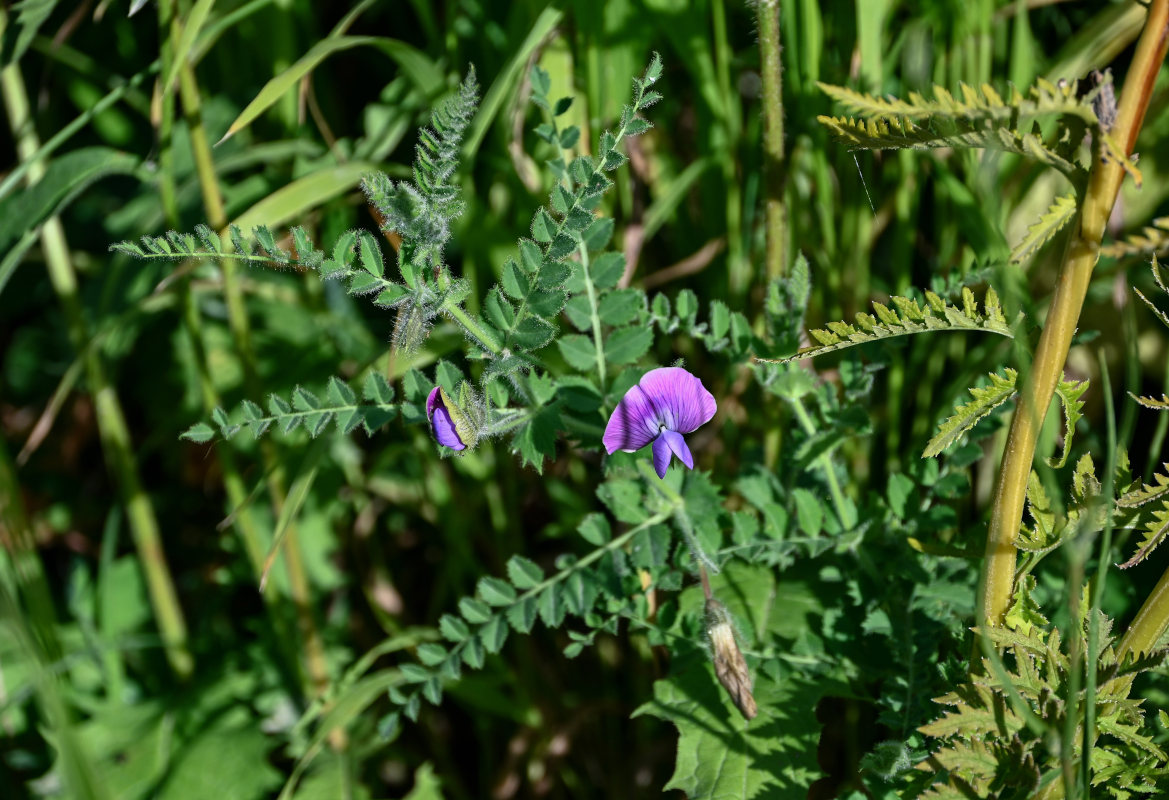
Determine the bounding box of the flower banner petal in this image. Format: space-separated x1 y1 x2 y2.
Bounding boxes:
638 367 716 434
603 384 660 453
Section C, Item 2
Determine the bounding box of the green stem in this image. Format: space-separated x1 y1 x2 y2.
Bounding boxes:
1 29 193 679
789 395 854 529
756 0 787 278
711 0 745 296
167 4 334 720
977 0 1169 629
579 240 607 395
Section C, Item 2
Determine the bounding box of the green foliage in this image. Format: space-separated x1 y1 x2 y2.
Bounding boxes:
181 374 398 442
818 77 1141 185
1103 218 1169 260
1012 193 1078 265
12 4 1169 800
763 286 1013 363
917 614 1169 798
924 368 1017 459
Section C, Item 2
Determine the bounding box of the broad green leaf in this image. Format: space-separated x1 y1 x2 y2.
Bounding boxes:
462 6 564 158
233 162 377 231
158 720 281 800
163 0 216 94
0 147 140 256
219 37 440 143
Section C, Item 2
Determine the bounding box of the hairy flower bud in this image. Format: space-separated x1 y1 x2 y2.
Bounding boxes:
705 598 757 720
425 384 482 451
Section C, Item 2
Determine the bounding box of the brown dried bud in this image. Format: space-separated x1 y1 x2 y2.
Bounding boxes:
1091 69 1117 133
705 598 757 720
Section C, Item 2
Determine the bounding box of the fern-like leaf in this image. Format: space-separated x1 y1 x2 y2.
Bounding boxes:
1011 193 1077 264
819 78 1094 126
1118 467 1169 509
181 374 398 443
1130 392 1169 410
919 613 1169 797
762 286 1013 363
1017 472 1058 554
1047 375 1088 469
1120 500 1169 569
1102 217 1169 259
818 114 1079 177
923 368 1017 458
818 77 1141 185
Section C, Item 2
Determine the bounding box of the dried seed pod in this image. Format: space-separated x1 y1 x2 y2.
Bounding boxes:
705 598 757 720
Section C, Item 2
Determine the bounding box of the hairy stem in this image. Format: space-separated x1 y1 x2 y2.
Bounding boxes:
977 0 1169 628
444 303 502 355
756 0 787 278
1 28 193 679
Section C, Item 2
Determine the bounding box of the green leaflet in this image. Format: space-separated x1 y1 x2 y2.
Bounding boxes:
1047 375 1088 469
762 286 1013 363
1011 192 1077 265
923 368 1017 458
1120 501 1169 570
1118 467 1169 509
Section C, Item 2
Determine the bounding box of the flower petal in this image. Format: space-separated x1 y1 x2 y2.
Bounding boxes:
651 434 672 478
637 367 717 434
659 429 694 470
603 384 659 453
425 387 443 421
431 404 466 450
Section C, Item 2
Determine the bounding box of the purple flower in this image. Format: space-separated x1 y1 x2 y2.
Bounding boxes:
602 367 717 479
426 387 467 451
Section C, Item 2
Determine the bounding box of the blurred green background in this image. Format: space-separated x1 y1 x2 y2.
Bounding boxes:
3 0 1169 797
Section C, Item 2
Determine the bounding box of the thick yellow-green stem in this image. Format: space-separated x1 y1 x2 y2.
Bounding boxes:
1 15 194 679
1119 564 1169 658
978 0 1169 629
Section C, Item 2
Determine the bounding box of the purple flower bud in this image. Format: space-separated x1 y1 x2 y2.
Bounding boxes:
602 367 716 478
426 387 467 451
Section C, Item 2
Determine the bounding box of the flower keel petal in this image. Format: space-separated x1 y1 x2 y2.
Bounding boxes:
432 405 466 450
660 429 694 470
651 434 672 478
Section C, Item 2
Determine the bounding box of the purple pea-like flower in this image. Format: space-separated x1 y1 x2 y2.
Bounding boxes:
426 387 467 451
602 367 717 479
